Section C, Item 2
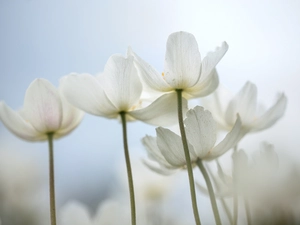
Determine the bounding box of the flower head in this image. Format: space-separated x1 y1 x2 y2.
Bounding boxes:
0 78 84 141
142 106 242 174
129 31 228 99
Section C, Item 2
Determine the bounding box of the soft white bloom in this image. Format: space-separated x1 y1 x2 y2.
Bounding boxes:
61 53 186 126
0 79 84 141
129 31 228 99
142 106 243 174
202 81 287 132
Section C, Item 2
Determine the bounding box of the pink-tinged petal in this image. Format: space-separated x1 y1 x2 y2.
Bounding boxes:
184 69 219 99
252 93 287 131
0 102 46 141
22 79 62 133
129 93 187 126
164 31 201 89
184 106 217 158
204 115 245 160
128 47 172 92
54 89 84 138
225 82 257 126
60 201 92 225
102 54 142 111
200 41 228 79
61 74 118 118
156 127 197 167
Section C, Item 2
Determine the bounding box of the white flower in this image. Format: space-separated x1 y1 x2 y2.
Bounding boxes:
61 53 186 126
202 81 287 132
0 78 84 141
129 31 228 99
142 106 242 174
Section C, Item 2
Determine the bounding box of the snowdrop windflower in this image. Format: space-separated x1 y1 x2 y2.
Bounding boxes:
142 106 242 174
203 81 287 132
129 31 228 99
61 53 185 126
0 78 84 141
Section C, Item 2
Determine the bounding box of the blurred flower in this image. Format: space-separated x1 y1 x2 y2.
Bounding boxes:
0 78 84 141
142 106 242 174
61 54 186 126
202 81 287 132
129 31 228 99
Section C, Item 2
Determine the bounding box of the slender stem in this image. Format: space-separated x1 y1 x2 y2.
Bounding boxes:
233 145 238 225
176 89 201 225
244 197 252 225
47 132 56 225
120 112 136 225
197 159 222 225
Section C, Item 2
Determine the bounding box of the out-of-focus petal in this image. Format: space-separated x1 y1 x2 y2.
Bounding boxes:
185 69 219 99
164 31 201 89
200 42 228 79
205 115 244 160
128 47 172 92
252 93 287 131
61 74 118 118
225 82 257 126
156 127 197 166
129 93 187 126
23 78 62 133
60 201 92 225
0 102 45 141
184 106 217 158
142 159 176 175
102 54 143 111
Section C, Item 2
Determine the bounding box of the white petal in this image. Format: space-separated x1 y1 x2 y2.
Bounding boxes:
61 74 118 117
102 54 143 111
60 201 92 225
22 79 62 133
0 102 46 141
164 31 201 89
225 82 257 126
184 69 219 99
156 127 197 167
184 106 217 158
128 47 172 92
205 115 244 160
252 93 287 131
129 93 187 126
200 41 228 79
142 159 176 175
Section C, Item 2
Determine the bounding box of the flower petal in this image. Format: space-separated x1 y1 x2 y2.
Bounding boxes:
0 102 46 141
61 74 118 118
60 201 92 225
225 82 257 126
184 68 219 98
128 47 172 92
184 106 217 158
22 79 62 133
252 93 287 131
205 115 244 160
102 54 143 111
164 31 201 89
200 41 228 79
129 93 187 126
142 159 176 175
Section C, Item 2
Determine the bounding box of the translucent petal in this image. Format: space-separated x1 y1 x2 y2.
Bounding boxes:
129 93 187 126
128 47 172 92
142 159 176 175
164 31 201 89
225 82 257 126
22 79 62 133
102 54 143 111
184 106 217 158
0 102 46 141
61 74 118 118
252 93 287 131
60 201 92 225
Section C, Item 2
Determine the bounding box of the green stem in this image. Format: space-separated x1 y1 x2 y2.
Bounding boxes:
197 159 222 225
47 133 56 225
233 145 238 225
244 197 252 225
120 112 136 225
176 90 201 225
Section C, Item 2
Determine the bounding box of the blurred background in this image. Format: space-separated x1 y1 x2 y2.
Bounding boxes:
0 0 300 224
